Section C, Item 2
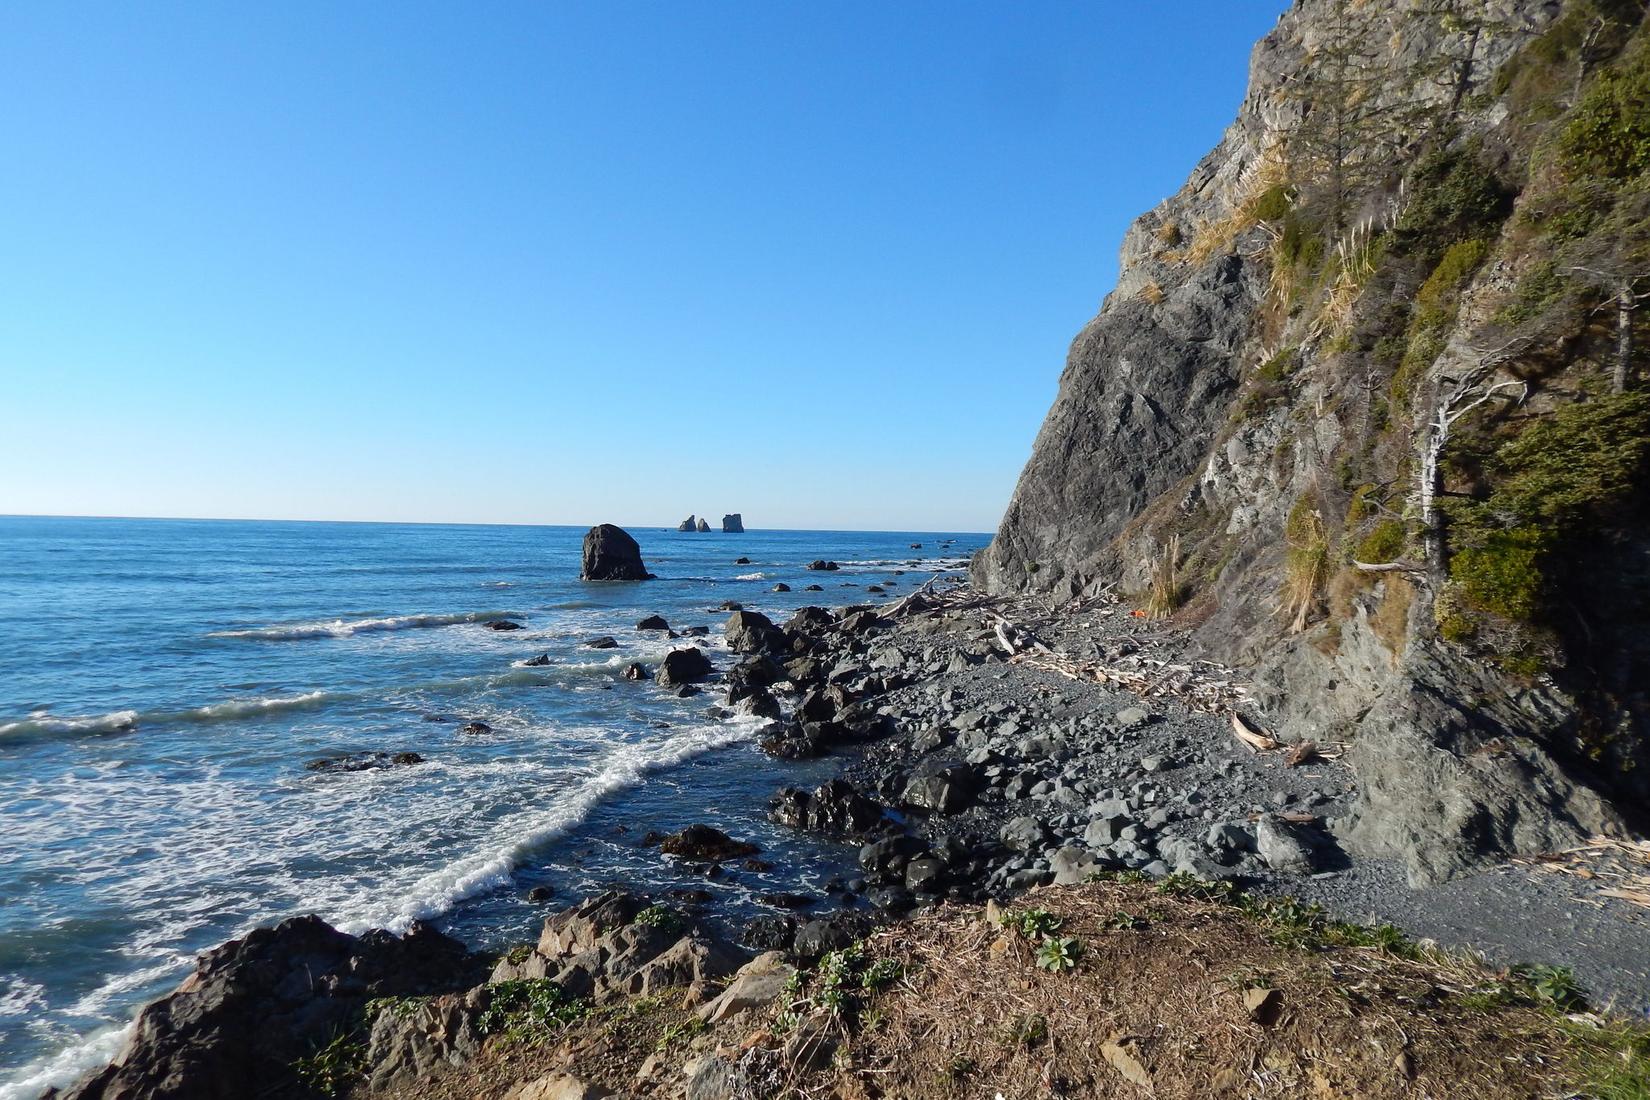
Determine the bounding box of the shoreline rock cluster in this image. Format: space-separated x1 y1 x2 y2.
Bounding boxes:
49 549 1650 1097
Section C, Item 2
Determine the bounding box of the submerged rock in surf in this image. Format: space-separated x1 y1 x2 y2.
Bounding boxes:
306 751 424 773
659 824 760 863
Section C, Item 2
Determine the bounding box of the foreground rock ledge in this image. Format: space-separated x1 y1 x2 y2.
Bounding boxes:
52 882 1647 1099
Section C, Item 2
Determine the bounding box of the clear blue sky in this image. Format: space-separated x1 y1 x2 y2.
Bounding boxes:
0 2 1285 533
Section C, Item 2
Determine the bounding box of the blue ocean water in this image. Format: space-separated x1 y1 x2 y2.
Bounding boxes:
0 516 984 1097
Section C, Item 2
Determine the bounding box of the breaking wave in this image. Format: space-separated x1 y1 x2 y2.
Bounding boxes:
0 691 339 744
208 611 522 641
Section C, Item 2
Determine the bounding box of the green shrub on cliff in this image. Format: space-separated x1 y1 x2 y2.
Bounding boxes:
1559 35 1650 181
1444 393 1650 625
1493 393 1650 527
1397 143 1514 249
1450 528 1550 621
1355 520 1407 564
1391 238 1492 404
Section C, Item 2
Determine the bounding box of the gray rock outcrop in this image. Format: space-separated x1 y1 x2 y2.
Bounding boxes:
722 513 744 533
970 0 1647 884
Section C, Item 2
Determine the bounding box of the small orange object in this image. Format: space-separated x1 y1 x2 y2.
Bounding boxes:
1129 609 1147 618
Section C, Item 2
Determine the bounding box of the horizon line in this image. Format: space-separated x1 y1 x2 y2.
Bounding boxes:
0 511 996 537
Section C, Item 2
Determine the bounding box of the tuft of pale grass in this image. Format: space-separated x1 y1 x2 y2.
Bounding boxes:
1282 498 1330 633
1144 535 1182 620
1184 143 1290 266
1315 217 1381 343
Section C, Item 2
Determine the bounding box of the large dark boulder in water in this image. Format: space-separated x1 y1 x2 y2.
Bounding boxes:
580 524 653 581
636 615 670 631
51 917 479 1100
656 646 713 686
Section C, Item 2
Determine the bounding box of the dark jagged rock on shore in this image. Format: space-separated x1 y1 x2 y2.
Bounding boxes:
579 524 653 581
724 609 786 656
49 918 481 1100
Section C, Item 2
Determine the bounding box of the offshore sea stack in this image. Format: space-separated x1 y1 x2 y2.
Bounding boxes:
975 0 1650 883
722 513 744 532
580 524 654 581
676 514 696 532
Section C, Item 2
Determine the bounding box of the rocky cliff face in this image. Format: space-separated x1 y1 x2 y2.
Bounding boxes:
979 0 1650 883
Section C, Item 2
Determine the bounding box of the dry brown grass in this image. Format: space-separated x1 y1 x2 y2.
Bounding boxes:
1184 146 1289 266
817 882 1601 1100
1144 535 1182 621
1282 501 1330 634
1371 575 1415 657
1138 280 1166 305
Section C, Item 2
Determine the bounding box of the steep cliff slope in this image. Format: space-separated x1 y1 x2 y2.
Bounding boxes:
979 0 1650 883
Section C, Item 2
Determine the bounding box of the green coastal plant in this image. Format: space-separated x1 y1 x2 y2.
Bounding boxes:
634 904 683 933
1355 519 1407 564
477 979 589 1040
1441 393 1650 625
1035 935 1083 972
1449 527 1550 620
291 1031 367 1098
1392 238 1491 405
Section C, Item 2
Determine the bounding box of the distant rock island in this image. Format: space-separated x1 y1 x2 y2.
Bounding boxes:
675 513 743 532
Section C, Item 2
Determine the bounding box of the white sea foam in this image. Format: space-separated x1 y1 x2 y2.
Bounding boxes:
0 976 47 1017
0 692 339 744
334 720 760 933
66 957 192 1018
0 710 141 740
0 1023 132 1100
208 610 521 641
